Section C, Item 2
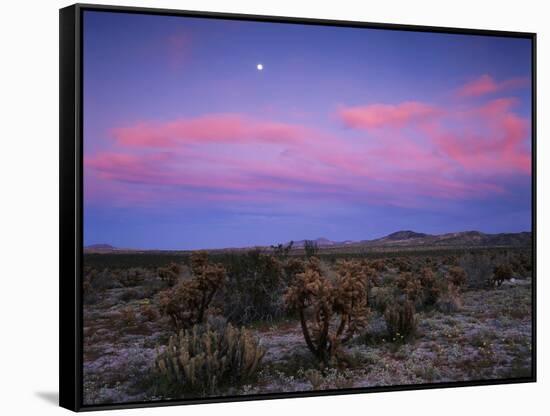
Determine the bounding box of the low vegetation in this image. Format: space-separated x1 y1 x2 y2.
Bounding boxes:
154 321 265 396
81 245 532 404
159 251 226 330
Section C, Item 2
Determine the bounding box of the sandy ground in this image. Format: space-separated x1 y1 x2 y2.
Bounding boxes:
82 277 532 405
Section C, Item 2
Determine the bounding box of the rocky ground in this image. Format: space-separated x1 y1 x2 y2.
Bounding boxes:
82 276 532 405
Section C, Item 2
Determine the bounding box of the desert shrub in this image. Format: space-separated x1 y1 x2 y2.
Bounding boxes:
190 251 209 273
435 283 463 313
305 369 323 390
159 251 225 330
395 257 412 272
83 269 100 304
509 258 527 277
383 300 417 342
119 305 137 327
395 272 423 305
83 268 97 289
157 263 182 286
223 250 286 324
459 252 493 288
154 322 265 396
305 368 354 390
392 267 447 311
119 288 140 302
86 267 119 291
518 251 532 274
369 259 386 272
140 303 159 322
447 266 467 288
284 258 370 365
443 255 459 266
116 267 146 287
360 261 380 289
423 257 438 267
369 286 395 314
492 264 513 287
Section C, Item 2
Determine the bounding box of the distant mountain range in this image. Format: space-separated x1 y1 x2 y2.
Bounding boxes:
84 244 117 252
84 230 531 253
289 230 531 249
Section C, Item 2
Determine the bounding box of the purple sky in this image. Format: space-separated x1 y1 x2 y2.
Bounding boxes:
83 10 532 250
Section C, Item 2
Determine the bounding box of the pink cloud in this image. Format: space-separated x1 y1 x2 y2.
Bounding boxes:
337 101 441 130
458 74 498 97
85 149 343 198
87 88 531 210
474 97 518 120
457 74 529 98
428 98 530 174
111 114 312 148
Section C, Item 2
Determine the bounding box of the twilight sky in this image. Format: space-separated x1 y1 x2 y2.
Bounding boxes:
83 10 532 250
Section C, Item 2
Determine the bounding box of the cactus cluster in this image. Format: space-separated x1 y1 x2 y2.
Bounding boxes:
157 263 182 286
435 281 463 313
159 251 226 330
492 264 513 287
155 322 265 395
393 266 464 311
333 260 372 336
383 266 462 340
383 299 417 341
114 267 146 287
395 272 423 305
418 267 441 306
140 303 159 322
284 257 370 365
368 259 387 273
283 257 305 279
447 266 467 288
394 257 413 272
119 305 137 327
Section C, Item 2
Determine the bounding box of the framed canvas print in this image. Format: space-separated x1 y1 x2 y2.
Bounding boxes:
59 3 536 411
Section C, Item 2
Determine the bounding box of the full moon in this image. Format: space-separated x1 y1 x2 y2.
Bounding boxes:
256 63 263 71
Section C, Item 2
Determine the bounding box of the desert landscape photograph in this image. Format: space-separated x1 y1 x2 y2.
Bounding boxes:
81 10 533 406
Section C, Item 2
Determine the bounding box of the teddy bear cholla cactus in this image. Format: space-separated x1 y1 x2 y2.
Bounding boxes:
384 299 417 341
447 266 467 288
159 251 226 330
395 271 423 305
418 267 441 306
284 258 369 365
155 323 265 394
333 260 372 336
157 263 182 286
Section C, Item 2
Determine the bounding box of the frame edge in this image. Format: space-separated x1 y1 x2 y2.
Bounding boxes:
60 4 82 412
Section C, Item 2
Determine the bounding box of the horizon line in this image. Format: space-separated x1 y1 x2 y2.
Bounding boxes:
84 228 532 252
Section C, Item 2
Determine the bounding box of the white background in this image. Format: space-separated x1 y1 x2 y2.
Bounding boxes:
0 0 547 414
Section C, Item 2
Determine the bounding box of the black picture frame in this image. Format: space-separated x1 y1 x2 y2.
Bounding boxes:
60 3 537 412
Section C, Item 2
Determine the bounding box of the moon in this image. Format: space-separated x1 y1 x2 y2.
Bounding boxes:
256 63 263 71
